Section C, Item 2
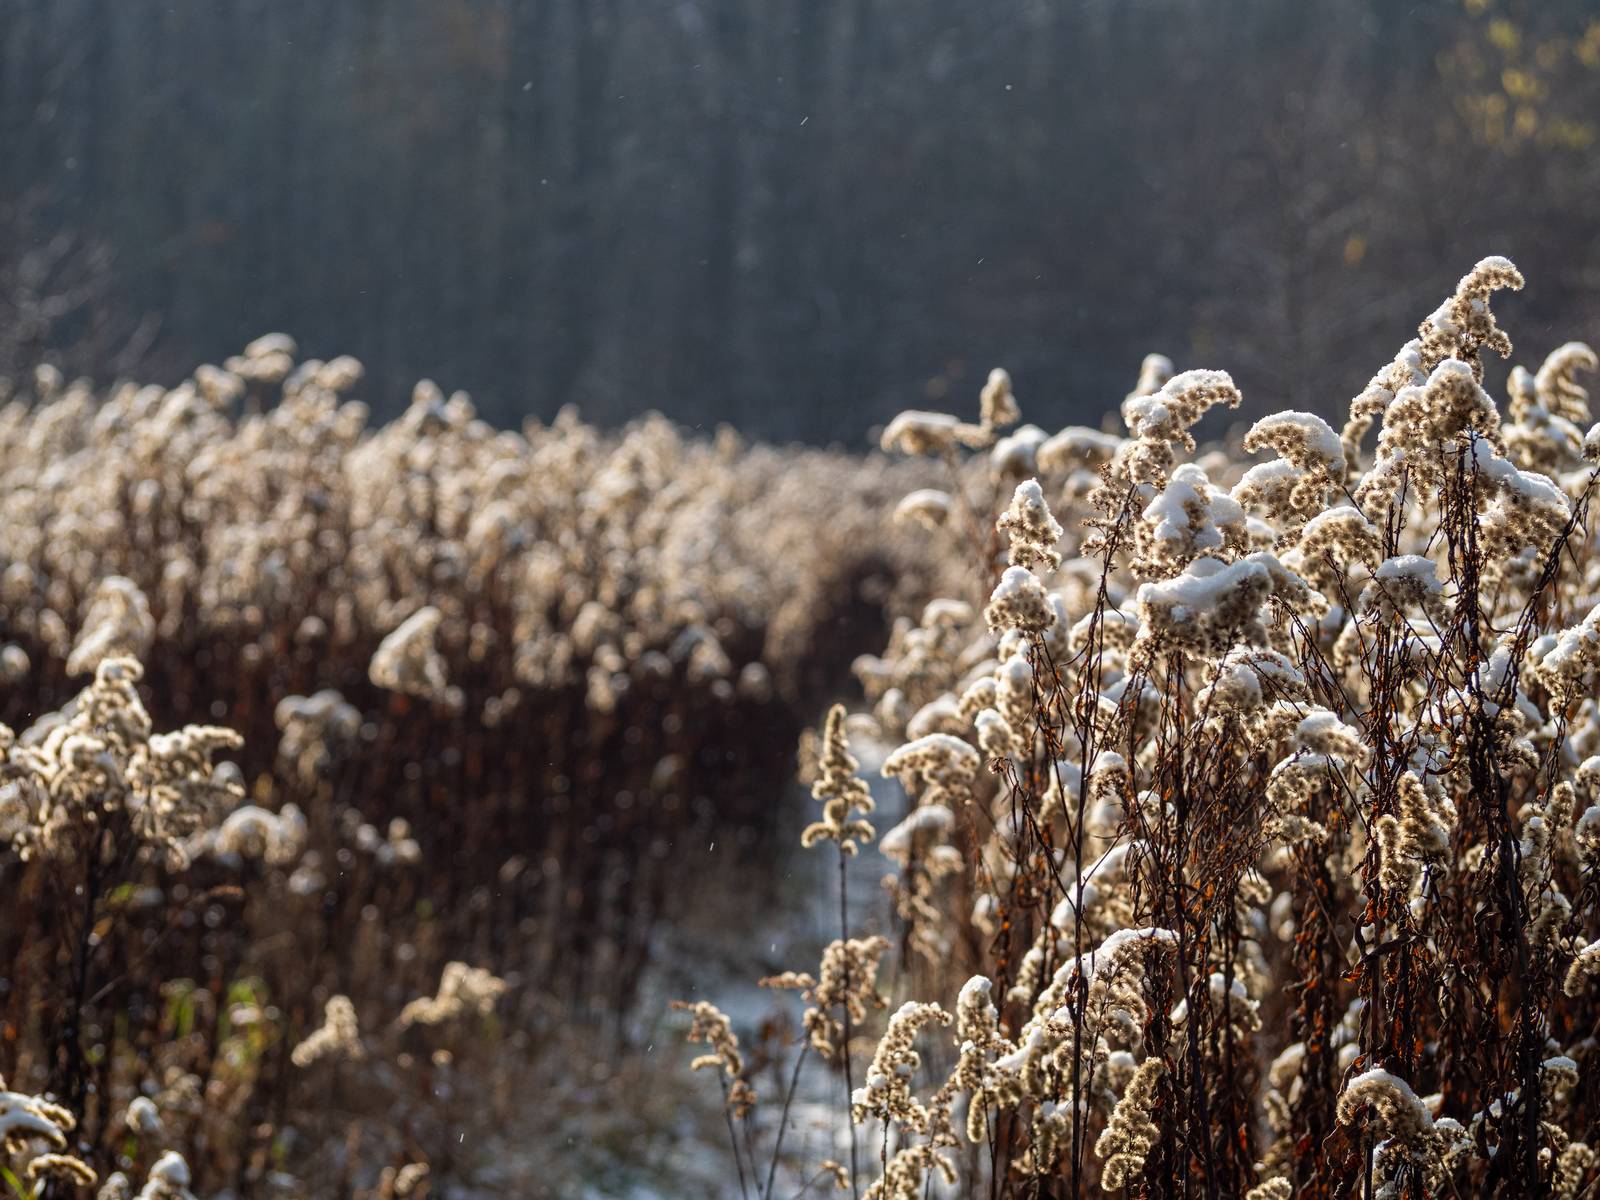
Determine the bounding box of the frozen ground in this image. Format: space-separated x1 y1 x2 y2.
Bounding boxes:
500 737 910 1198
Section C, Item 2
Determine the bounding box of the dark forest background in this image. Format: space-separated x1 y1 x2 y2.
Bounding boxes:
3 0 1599 442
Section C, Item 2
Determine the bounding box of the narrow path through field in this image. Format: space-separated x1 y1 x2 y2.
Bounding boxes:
493 733 908 1198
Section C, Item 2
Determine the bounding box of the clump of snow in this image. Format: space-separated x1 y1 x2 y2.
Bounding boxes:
880 804 955 865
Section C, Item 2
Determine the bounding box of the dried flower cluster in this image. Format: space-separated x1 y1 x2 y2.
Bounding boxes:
0 657 243 865
395 962 508 1029
290 995 365 1068
0 1074 94 1188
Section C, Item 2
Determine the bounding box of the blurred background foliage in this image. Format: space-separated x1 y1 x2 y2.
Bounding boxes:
2 0 1598 441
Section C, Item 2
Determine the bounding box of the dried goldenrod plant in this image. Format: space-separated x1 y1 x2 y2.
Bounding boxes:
0 333 947 1193
684 257 1600 1199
